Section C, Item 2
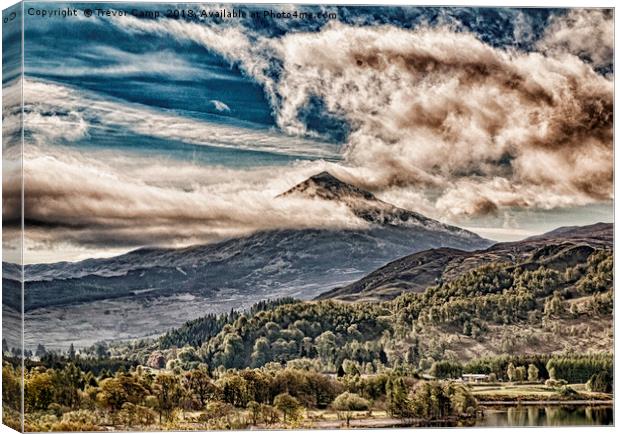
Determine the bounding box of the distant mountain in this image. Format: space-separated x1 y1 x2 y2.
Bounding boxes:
317 222 613 302
6 172 492 312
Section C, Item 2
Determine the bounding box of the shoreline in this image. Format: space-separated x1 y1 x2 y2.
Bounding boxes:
479 400 614 406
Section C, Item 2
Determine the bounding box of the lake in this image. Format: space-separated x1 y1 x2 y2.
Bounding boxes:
475 405 613 427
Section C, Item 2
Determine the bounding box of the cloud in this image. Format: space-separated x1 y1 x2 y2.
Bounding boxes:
108 16 612 218
3 145 365 256
27 45 211 80
1 78 346 257
107 13 295 123
112 13 278 90
537 9 613 69
19 79 339 159
271 22 612 216
8 12 613 259
210 99 231 112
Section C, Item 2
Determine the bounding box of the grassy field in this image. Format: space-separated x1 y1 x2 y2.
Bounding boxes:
470 382 613 402
145 409 406 430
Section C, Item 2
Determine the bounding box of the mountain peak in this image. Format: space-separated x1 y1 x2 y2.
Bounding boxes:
310 170 338 181
282 171 376 202
280 172 470 235
309 171 349 186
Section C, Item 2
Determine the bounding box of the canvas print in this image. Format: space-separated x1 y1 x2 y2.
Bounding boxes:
1 2 614 431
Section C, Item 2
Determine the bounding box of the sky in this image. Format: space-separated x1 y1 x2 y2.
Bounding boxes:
1 4 614 263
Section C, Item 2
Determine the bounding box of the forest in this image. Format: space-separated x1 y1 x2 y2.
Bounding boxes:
2 248 613 430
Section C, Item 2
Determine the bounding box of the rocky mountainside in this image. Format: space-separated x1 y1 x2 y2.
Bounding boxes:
317 222 612 301
5 172 492 311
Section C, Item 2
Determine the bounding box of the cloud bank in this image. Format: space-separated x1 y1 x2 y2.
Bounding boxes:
111 13 612 218
3 144 363 255
6 9 613 258
277 22 612 216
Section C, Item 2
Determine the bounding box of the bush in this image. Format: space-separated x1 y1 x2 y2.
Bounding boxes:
332 392 370 426
586 372 613 393
260 404 280 425
274 393 303 423
544 379 567 388
205 401 234 419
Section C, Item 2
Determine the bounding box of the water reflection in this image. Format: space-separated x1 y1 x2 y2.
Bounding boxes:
476 405 613 427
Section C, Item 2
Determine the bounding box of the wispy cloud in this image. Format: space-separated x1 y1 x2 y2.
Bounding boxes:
27 45 216 80
19 78 340 159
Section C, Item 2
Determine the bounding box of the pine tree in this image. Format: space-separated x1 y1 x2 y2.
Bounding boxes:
35 344 47 358
68 343 76 360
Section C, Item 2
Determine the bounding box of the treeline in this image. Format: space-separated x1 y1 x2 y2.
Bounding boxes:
34 351 138 376
546 354 613 384
160 298 298 349
464 354 552 379
463 353 613 385
8 361 478 431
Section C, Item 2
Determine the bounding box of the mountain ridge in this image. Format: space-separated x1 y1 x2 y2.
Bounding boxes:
316 222 613 302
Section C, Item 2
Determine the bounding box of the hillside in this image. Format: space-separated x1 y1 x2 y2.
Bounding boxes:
317 223 612 302
124 223 612 372
16 222 613 432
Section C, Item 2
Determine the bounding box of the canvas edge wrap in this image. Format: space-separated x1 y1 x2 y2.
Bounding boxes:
2 2 25 432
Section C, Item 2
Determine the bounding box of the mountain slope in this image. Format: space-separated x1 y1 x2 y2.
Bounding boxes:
318 222 612 301
8 172 491 312
144 223 612 367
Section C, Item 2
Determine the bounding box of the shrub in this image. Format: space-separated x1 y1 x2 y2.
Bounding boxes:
273 393 303 423
586 372 613 393
332 392 370 426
